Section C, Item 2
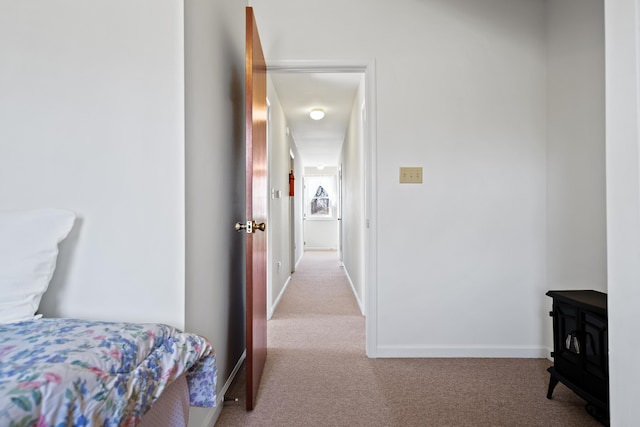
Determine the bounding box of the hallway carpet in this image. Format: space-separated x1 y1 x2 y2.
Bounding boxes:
214 251 602 427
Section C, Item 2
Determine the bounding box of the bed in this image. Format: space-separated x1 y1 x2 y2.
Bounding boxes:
0 209 216 426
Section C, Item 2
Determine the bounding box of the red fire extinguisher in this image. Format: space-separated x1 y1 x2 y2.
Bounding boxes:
289 170 295 197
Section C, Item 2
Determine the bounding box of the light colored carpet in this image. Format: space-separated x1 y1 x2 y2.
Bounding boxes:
215 250 602 427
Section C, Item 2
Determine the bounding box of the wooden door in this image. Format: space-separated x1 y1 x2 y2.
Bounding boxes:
244 6 267 411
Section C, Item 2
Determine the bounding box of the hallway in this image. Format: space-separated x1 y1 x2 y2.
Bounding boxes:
214 251 600 427
215 250 380 425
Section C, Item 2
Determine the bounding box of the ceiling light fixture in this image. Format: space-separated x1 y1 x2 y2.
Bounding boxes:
309 108 325 120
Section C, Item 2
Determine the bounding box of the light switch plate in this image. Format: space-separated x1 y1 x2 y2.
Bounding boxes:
400 167 423 183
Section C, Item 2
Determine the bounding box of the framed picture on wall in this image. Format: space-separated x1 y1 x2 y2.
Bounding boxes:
311 185 330 216
305 176 336 219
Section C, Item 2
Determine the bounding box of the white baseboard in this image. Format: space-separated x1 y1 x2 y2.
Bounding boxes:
189 406 216 427
268 276 291 319
222 350 246 401
374 345 548 358
342 265 365 316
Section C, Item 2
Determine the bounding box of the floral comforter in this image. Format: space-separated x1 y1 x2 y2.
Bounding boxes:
0 318 216 427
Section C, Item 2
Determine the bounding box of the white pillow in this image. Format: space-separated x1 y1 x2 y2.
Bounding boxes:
0 208 75 323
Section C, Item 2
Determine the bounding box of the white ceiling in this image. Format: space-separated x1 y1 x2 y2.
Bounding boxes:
269 72 363 167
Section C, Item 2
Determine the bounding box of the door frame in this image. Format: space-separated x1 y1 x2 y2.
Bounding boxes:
289 150 296 273
338 163 343 265
267 59 379 357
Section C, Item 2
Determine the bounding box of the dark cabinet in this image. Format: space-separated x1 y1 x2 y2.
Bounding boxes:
546 290 608 423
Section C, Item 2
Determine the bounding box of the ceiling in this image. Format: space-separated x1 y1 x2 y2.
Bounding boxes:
269 72 363 168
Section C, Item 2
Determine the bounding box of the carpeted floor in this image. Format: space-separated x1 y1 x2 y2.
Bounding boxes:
214 250 602 427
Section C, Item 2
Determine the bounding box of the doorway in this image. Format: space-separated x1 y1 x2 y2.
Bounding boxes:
265 61 378 356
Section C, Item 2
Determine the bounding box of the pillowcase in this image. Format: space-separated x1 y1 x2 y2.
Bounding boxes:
0 208 76 323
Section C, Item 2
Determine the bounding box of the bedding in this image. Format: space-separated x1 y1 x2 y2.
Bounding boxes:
0 209 75 324
0 317 216 426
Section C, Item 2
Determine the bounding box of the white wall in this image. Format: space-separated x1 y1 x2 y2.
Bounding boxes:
266 76 293 313
304 220 338 250
183 0 247 425
340 76 366 313
0 0 186 327
250 0 548 357
605 0 640 424
0 1 248 425
545 0 606 350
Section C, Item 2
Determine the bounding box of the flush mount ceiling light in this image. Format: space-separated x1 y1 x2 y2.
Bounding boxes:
309 108 325 120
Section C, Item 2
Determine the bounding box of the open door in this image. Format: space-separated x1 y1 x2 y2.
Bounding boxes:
241 6 268 411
